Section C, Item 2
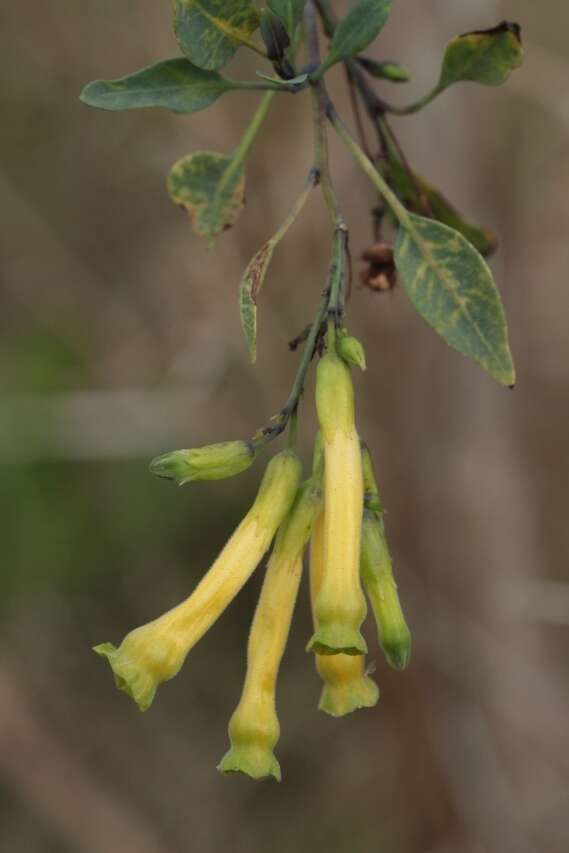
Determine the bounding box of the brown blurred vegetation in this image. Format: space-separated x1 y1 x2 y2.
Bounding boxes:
1 2 568 852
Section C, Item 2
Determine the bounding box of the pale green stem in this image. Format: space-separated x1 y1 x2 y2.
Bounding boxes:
385 87 442 116
305 0 347 350
311 89 341 227
269 171 318 248
327 105 412 229
252 286 330 451
287 409 299 449
220 92 275 193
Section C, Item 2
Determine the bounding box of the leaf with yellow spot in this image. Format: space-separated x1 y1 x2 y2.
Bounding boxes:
237 175 315 362
398 21 523 113
394 215 515 386
380 152 497 256
438 21 523 91
174 0 261 71
168 151 245 245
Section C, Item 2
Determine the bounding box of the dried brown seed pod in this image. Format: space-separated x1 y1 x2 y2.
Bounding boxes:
361 243 394 265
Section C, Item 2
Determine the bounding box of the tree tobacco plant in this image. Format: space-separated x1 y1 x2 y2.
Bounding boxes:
83 0 522 781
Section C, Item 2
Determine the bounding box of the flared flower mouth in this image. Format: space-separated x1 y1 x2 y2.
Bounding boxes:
218 744 282 783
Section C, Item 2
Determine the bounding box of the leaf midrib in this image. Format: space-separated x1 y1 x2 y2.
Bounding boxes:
189 0 258 48
404 223 499 361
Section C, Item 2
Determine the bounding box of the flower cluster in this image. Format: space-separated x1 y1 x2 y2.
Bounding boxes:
95 342 410 781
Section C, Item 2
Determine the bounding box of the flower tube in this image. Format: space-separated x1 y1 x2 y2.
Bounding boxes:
360 510 412 670
219 477 322 781
310 511 379 716
359 446 411 670
307 352 367 655
95 449 302 711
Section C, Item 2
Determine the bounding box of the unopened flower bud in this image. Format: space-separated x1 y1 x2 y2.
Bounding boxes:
357 57 411 83
219 477 321 780
95 449 301 710
310 512 378 716
314 351 356 439
308 355 367 656
260 8 290 63
361 442 384 514
338 333 367 371
360 510 411 670
149 440 255 485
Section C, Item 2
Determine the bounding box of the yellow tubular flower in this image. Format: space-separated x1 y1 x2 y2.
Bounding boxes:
310 511 379 716
219 478 322 781
94 449 302 711
360 509 412 670
307 352 368 656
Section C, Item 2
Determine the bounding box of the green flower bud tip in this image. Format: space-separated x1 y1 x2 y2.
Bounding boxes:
361 443 383 509
315 352 356 438
338 334 367 371
381 621 412 671
358 56 411 83
307 625 367 657
218 744 281 783
364 491 384 514
377 62 411 82
360 512 412 670
149 441 255 485
259 7 290 63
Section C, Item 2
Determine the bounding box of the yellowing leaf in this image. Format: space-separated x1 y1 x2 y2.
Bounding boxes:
168 151 245 244
439 22 523 91
394 21 523 113
174 0 261 71
239 243 275 363
381 154 497 256
395 215 515 386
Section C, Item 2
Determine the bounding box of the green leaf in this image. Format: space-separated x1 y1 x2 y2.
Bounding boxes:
267 0 306 41
438 21 523 91
381 155 497 256
394 214 515 386
168 151 246 245
239 242 275 362
174 0 261 71
80 57 249 115
314 0 394 78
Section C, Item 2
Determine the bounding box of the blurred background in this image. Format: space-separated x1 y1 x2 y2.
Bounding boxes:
1 1 568 851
